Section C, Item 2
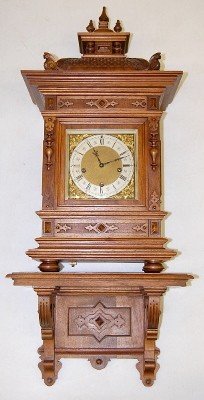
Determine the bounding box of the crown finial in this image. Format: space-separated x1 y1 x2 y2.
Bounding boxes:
98 6 109 29
78 7 130 57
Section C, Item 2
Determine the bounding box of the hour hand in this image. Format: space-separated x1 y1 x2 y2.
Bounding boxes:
92 149 103 165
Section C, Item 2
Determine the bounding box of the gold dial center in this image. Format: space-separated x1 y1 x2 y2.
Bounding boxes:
81 146 122 186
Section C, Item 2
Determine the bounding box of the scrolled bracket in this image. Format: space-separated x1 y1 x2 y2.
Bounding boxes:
38 294 54 339
137 289 165 386
35 288 61 386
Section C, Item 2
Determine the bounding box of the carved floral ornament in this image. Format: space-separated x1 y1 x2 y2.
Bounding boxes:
149 117 159 132
44 116 55 132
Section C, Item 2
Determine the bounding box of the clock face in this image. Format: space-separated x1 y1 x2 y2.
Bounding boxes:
69 134 134 199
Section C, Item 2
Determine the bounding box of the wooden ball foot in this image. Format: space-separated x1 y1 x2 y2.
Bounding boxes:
143 261 164 273
39 260 60 272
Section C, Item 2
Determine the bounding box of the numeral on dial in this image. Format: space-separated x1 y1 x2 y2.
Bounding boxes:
75 150 84 156
76 175 83 181
99 183 104 195
87 140 92 148
119 174 127 181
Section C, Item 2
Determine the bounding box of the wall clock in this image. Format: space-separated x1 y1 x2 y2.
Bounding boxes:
7 7 193 388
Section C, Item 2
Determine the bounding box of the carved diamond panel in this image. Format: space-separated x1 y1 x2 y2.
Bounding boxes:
85 223 118 234
86 98 118 109
68 302 131 342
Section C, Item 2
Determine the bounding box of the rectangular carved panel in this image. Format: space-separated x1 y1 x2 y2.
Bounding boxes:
56 96 148 111
68 301 131 342
55 294 144 349
53 219 149 237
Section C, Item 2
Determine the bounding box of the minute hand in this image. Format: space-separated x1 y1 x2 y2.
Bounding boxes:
103 156 125 166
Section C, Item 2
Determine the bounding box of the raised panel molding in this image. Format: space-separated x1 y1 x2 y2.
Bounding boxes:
69 301 131 342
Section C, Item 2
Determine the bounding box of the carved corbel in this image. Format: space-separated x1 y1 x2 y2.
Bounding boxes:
137 288 166 386
35 288 61 386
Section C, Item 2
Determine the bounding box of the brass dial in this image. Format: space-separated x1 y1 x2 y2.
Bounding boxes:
70 134 134 199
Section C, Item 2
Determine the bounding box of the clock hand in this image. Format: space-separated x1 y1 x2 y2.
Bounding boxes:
103 156 125 166
92 149 104 167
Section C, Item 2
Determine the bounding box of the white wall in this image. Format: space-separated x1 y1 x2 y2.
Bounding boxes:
0 1 203 399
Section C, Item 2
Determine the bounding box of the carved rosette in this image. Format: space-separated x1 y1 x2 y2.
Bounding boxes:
148 117 160 171
44 117 56 170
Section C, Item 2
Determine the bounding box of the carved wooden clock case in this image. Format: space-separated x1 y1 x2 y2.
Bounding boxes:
7 7 193 388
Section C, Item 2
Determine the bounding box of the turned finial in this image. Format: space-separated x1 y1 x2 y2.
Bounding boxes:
114 20 122 32
86 20 95 32
98 6 109 29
